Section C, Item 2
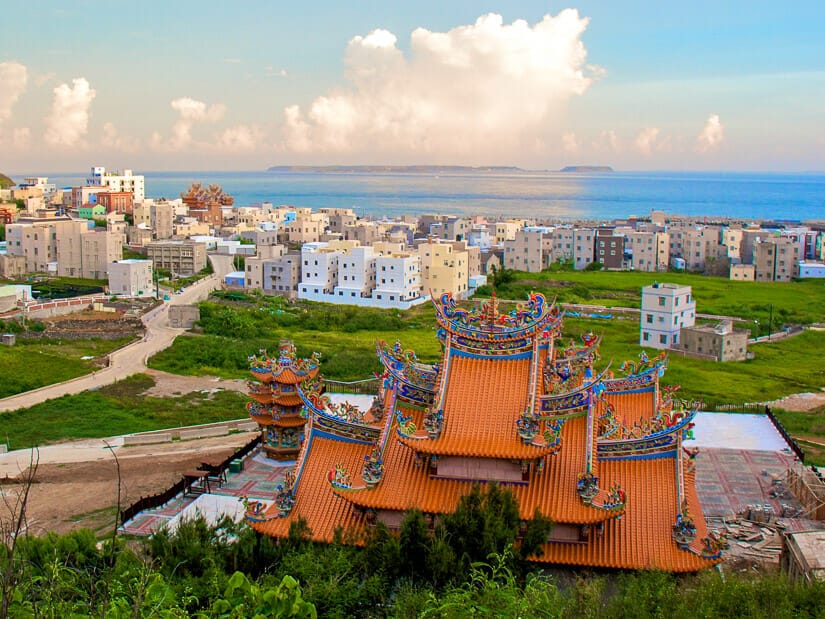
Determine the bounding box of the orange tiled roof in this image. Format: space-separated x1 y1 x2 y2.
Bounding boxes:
342 412 614 525
271 393 304 407
398 356 556 459
600 390 658 428
249 415 307 428
249 431 371 542
533 463 719 572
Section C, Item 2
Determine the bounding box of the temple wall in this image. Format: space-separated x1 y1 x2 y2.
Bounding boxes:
435 456 522 483
376 509 405 530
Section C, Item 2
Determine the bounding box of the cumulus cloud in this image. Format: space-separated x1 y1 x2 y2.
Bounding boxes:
0 61 28 125
561 132 579 154
44 77 96 147
101 121 139 152
593 129 620 153
152 97 226 150
634 127 660 156
216 125 262 151
282 10 596 159
13 127 31 148
695 114 724 153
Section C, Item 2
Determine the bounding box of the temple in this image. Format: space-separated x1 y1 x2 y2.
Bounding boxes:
247 292 723 571
247 341 320 460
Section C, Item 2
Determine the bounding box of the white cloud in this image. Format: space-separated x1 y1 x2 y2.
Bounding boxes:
696 114 724 152
593 129 620 153
0 61 28 125
152 97 226 150
562 132 579 154
216 125 262 151
282 10 596 159
44 77 96 147
634 127 660 156
13 127 31 148
101 121 139 152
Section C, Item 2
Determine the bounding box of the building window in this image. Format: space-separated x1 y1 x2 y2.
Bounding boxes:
659 334 667 345
658 296 666 306
646 314 653 324
643 332 650 342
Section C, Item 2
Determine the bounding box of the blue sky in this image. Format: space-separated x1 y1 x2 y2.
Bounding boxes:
1 1 823 172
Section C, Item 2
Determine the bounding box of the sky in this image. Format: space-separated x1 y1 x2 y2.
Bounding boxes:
1 1 824 173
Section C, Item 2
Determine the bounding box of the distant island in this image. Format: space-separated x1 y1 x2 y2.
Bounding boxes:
266 165 613 174
560 166 614 173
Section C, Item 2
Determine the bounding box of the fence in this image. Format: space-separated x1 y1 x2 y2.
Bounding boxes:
765 406 806 461
323 378 380 395
120 435 261 526
699 402 767 413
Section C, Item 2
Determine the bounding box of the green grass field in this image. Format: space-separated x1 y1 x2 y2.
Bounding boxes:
480 270 825 334
0 336 136 398
2 374 248 450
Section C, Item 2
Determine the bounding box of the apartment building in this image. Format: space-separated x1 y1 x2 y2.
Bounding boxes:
418 239 469 298
669 225 725 271
430 217 471 242
573 228 596 270
336 246 377 299
494 221 521 244
72 186 106 210
97 191 133 215
722 227 743 261
150 201 175 240
343 221 381 246
373 251 423 304
87 166 145 202
504 227 551 272
639 283 696 349
299 242 342 295
549 227 574 264
624 230 669 272
595 228 624 270
145 240 207 276
108 259 153 297
287 212 327 244
320 208 357 234
753 237 800 282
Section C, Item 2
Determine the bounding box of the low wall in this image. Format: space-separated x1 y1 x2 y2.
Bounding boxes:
179 426 230 440
122 432 172 446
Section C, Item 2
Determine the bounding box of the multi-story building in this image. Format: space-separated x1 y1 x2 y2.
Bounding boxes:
71 186 106 210
372 250 422 304
753 237 800 282
287 212 327 244
108 259 153 297
549 227 574 264
639 283 696 349
150 201 174 239
504 227 551 272
669 225 725 271
78 228 123 279
343 221 381 246
494 221 521 244
573 228 596 270
299 242 343 296
319 207 357 235
595 228 624 270
86 166 145 202
418 239 469 298
430 216 471 242
97 191 133 215
722 227 743 261
145 240 207 276
335 245 377 299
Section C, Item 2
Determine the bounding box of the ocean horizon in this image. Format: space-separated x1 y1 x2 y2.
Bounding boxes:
20 169 825 223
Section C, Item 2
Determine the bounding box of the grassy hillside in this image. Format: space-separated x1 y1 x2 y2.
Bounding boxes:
0 172 14 188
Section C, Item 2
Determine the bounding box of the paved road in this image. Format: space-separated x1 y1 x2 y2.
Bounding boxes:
0 254 234 413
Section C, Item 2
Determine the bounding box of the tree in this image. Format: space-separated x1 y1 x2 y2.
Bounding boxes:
399 510 429 580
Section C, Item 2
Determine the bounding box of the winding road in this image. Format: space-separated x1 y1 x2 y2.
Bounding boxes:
0 254 234 413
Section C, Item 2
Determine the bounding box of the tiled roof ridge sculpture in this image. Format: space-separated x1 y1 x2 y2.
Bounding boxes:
247 293 723 571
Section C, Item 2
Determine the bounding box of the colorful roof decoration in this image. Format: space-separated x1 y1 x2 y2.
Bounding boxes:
247 293 721 572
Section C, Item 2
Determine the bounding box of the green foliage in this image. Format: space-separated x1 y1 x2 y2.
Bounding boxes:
584 260 604 271
2 373 248 449
0 172 14 188
210 572 316 618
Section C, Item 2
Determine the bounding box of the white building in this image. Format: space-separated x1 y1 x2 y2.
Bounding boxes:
373 251 423 304
108 259 153 298
299 242 342 296
639 283 696 349
87 166 145 202
798 261 825 278
335 246 376 299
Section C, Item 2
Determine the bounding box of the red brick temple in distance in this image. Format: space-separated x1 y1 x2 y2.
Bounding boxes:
246 292 725 571
181 183 234 225
247 341 320 460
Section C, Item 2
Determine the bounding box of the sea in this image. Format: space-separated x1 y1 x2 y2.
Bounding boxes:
37 170 825 223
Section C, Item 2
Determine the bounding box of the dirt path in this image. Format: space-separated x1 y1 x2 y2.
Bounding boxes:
764 389 825 412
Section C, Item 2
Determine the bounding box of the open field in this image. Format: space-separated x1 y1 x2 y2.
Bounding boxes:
2 374 248 450
0 336 135 398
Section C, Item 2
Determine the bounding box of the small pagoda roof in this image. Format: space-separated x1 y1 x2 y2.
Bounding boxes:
248 341 321 385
